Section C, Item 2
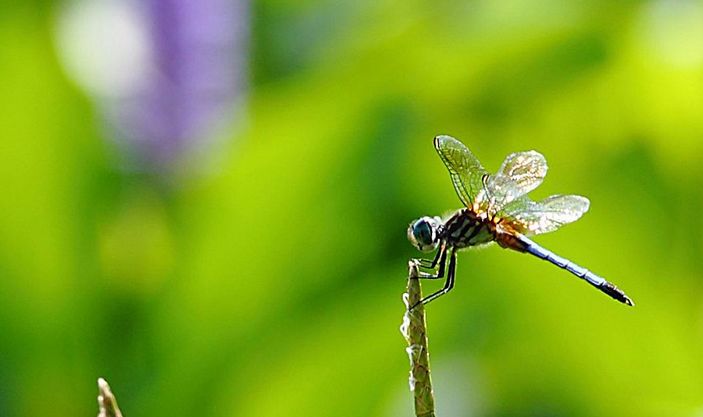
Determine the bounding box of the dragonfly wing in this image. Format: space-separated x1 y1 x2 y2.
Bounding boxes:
500 194 590 236
482 151 547 208
434 135 487 207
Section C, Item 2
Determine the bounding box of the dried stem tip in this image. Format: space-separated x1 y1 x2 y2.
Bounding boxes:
400 260 436 417
97 378 124 417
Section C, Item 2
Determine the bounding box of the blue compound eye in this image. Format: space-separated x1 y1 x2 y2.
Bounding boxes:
407 217 439 252
413 221 433 246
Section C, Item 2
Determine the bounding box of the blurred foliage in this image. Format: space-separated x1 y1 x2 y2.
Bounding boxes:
1 1 703 417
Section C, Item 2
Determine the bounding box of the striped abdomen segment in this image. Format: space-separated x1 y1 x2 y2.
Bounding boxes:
517 235 634 306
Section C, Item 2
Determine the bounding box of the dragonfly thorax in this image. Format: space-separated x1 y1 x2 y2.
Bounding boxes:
440 209 495 249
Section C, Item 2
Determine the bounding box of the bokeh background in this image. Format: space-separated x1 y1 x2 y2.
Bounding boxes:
1 1 703 416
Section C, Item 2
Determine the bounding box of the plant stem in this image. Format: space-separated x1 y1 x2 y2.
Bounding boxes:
97 378 124 417
401 260 437 417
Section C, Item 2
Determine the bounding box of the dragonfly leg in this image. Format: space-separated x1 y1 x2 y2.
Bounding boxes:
415 244 448 280
415 242 446 269
409 248 456 310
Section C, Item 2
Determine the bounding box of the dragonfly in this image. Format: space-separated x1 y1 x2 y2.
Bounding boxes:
407 135 633 308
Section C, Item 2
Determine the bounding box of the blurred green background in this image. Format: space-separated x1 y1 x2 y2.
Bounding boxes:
1 1 703 416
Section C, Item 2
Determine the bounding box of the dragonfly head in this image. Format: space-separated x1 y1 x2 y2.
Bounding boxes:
407 216 442 252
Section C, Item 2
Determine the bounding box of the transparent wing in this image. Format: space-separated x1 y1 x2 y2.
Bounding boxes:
499 194 590 236
479 151 547 209
433 135 487 207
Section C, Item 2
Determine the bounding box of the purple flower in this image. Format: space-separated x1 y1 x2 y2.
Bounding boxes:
57 0 249 170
